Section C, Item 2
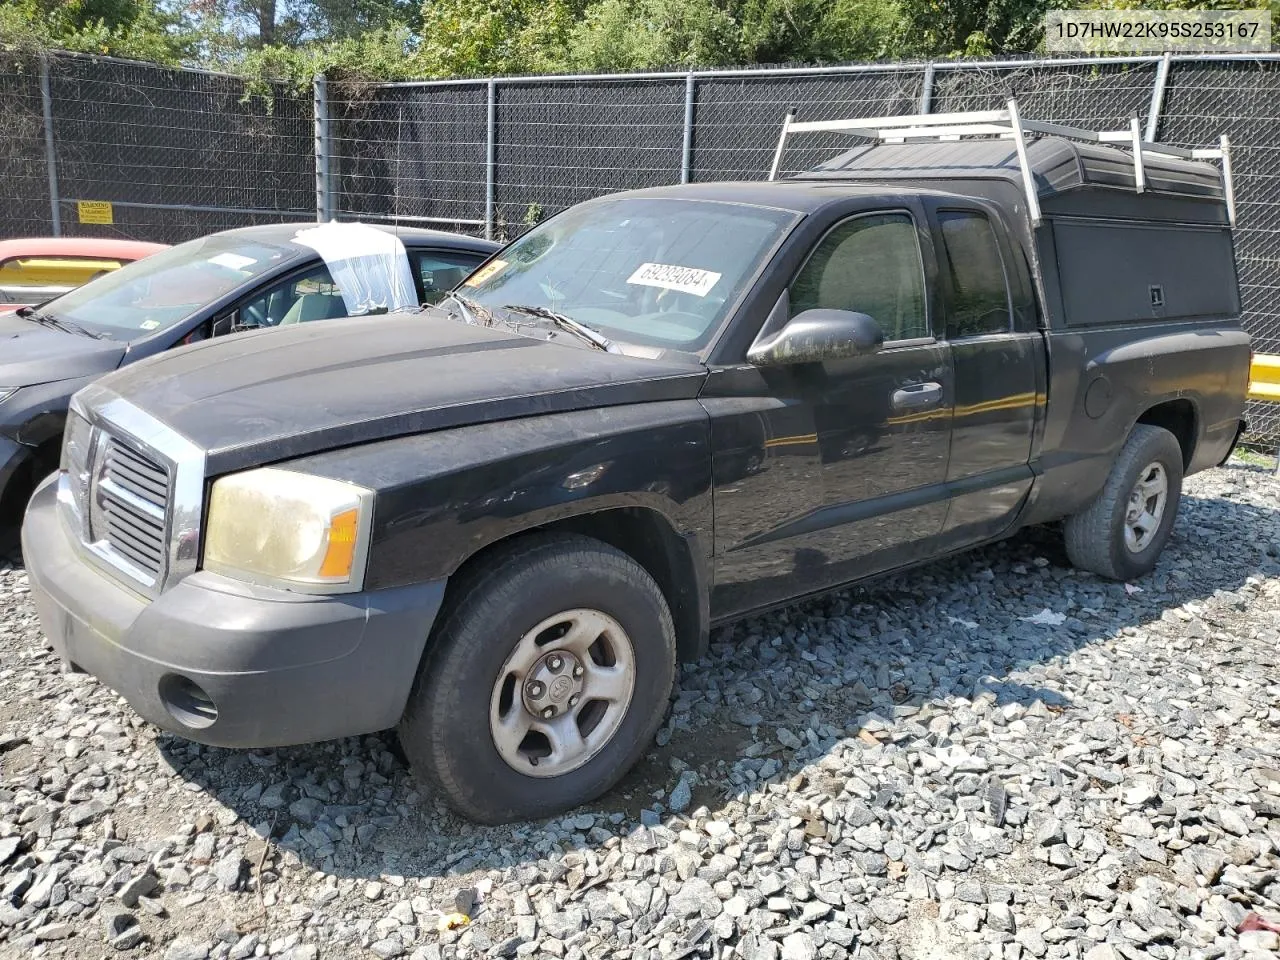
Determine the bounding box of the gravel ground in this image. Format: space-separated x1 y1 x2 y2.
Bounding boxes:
1 460 1279 960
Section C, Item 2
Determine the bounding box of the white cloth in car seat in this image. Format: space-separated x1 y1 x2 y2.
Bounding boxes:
292 222 417 315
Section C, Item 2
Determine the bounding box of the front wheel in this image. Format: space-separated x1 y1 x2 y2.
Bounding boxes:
1064 424 1184 581
399 533 676 824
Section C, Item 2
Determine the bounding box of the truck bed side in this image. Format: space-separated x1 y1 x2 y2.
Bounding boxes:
1021 318 1250 525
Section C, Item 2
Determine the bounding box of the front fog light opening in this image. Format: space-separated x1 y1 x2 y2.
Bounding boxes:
158 673 218 729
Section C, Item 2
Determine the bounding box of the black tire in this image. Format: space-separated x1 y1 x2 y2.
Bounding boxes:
399 533 676 824
1064 424 1184 581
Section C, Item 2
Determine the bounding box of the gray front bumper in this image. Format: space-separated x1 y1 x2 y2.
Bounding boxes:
21 474 446 748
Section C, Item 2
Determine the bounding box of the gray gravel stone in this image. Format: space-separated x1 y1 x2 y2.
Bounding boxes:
117 869 158 907
214 853 246 891
541 908 586 940
781 932 817 960
289 797 322 823
870 898 906 925
668 774 693 813
165 939 212 960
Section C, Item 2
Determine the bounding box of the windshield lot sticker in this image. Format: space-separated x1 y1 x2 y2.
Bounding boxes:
626 263 721 297
208 253 257 271
465 259 508 288
139 320 160 330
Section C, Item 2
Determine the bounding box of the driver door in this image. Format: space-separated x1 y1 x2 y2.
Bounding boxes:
705 207 955 619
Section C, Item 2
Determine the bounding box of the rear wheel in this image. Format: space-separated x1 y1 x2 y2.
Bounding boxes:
1064 424 1184 581
399 533 676 824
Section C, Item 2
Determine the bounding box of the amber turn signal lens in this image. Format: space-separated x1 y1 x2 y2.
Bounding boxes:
318 508 360 579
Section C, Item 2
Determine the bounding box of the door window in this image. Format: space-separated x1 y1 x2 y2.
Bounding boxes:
412 249 487 305
236 263 346 330
790 213 928 343
938 210 1012 338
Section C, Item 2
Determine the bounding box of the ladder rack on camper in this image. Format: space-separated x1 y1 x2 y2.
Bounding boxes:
768 98 1236 228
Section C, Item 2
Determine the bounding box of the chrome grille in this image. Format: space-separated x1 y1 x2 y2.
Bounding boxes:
90 437 171 580
60 385 207 597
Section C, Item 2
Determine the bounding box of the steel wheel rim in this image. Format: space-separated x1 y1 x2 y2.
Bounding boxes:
488 608 636 778
1123 461 1168 554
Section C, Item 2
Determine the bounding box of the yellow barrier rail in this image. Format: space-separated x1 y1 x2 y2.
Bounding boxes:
1249 353 1280 402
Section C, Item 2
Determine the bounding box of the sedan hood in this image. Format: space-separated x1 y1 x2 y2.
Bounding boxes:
96 312 708 474
0 314 126 385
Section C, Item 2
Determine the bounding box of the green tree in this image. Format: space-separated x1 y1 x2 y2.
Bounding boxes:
567 0 739 70
566 0 900 73
0 0 200 61
738 0 899 64
894 0 1057 56
415 0 580 76
308 0 417 39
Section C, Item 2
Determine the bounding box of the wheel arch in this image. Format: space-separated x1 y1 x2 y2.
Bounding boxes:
0 434 61 531
1135 398 1198 469
437 506 711 664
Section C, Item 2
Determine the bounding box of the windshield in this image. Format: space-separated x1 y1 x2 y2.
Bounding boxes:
45 234 302 340
462 197 797 351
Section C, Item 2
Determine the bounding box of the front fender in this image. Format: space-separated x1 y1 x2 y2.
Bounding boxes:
280 401 715 592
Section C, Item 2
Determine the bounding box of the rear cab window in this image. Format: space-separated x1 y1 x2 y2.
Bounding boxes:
937 210 1013 339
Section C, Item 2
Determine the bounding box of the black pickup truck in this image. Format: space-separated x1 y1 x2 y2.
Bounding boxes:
22 119 1249 824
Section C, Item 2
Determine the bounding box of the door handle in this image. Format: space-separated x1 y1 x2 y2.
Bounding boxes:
892 382 943 411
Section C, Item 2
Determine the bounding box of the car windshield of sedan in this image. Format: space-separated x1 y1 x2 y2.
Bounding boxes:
40 224 418 341
460 197 797 351
41 235 303 339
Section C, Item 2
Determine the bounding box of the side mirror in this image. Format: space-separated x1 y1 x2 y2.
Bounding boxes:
746 308 884 366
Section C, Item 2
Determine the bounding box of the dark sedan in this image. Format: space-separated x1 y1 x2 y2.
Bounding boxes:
0 222 498 541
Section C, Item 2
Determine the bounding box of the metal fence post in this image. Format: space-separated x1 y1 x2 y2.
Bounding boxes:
38 54 61 237
485 79 496 241
313 74 331 222
1146 52 1172 142
681 72 695 183
919 62 935 115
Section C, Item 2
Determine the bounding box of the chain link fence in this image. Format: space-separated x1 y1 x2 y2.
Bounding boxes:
0 52 55 238
1 51 1278 443
1158 59 1280 445
0 51 313 245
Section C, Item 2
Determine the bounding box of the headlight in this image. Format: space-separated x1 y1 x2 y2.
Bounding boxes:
203 468 374 593
0 387 17 404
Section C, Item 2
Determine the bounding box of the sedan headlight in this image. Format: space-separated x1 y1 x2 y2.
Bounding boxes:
203 468 374 593
0 387 17 404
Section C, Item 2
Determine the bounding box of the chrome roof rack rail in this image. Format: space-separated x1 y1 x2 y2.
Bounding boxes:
768 97 1235 228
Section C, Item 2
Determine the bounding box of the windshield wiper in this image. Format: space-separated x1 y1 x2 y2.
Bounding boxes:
442 290 499 327
16 307 108 340
501 304 619 353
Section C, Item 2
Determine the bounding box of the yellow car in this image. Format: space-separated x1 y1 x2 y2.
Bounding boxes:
0 237 168 313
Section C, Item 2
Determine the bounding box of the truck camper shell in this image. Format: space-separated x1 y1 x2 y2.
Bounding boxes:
773 102 1240 330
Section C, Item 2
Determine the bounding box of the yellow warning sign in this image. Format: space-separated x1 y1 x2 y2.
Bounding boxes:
77 200 114 225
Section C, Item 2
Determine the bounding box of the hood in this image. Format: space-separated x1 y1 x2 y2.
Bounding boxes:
0 314 126 386
96 312 707 474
